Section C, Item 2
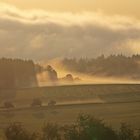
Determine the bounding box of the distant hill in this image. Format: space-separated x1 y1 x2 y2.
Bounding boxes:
62 54 140 79
0 58 38 88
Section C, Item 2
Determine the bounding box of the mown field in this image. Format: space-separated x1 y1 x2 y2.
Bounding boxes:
0 84 140 139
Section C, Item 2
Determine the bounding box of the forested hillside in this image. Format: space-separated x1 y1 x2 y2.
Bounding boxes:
62 55 140 79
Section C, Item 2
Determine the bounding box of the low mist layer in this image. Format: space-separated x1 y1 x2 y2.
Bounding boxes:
36 55 140 86
0 56 140 89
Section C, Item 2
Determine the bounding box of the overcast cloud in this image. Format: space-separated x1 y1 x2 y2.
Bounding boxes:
0 3 140 61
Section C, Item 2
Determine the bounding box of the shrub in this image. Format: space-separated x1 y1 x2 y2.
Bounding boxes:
3 101 15 109
5 123 38 140
118 123 138 140
48 100 56 106
41 123 61 140
31 98 42 107
63 114 118 140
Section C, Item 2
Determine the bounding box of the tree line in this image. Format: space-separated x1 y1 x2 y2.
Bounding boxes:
62 54 140 79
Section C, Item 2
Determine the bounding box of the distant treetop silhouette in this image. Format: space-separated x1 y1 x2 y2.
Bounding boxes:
62 54 140 79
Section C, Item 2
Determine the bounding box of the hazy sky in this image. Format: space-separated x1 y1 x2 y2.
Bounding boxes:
0 1 140 61
1 0 140 18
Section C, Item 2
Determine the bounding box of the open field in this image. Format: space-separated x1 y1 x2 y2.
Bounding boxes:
0 84 140 106
0 84 140 139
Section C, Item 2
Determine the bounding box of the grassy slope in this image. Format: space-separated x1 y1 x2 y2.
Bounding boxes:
0 84 140 106
0 84 140 138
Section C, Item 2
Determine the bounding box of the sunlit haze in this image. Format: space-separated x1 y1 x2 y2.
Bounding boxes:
0 1 140 139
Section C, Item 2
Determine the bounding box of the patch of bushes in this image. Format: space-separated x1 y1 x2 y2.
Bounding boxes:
4 114 140 140
5 123 38 140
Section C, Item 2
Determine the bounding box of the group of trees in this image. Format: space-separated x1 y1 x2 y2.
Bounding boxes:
35 64 58 83
4 114 140 140
36 64 80 84
2 98 56 109
0 58 38 88
62 55 140 79
0 57 83 88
